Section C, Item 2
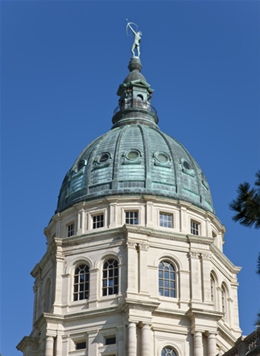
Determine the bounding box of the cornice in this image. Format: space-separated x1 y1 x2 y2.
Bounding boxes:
218 323 238 344
61 226 127 248
188 308 223 322
120 298 160 313
153 308 187 319
31 245 56 278
16 336 38 352
210 244 241 274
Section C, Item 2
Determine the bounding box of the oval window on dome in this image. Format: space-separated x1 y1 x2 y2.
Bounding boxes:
157 153 168 163
127 150 139 160
99 153 110 163
183 161 191 170
78 160 86 170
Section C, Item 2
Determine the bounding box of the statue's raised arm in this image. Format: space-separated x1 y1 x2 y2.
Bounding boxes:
126 19 142 58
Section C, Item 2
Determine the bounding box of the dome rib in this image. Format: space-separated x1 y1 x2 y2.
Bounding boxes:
111 126 126 188
155 128 179 194
138 124 149 189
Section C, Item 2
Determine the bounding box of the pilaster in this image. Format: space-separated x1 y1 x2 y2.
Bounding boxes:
138 242 149 294
201 253 212 303
189 252 202 302
126 241 138 293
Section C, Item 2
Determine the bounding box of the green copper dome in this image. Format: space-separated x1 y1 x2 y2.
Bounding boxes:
57 58 214 213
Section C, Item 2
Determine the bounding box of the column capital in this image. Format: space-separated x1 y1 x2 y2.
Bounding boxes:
139 242 149 251
126 240 137 249
189 251 200 258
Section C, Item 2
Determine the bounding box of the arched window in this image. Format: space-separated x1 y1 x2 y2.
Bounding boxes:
221 283 228 321
74 264 89 301
158 260 176 298
102 259 119 296
210 272 216 304
161 346 177 356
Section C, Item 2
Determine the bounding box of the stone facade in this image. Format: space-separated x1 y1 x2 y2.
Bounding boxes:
17 196 241 356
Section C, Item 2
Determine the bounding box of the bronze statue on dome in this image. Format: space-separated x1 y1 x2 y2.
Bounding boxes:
126 19 142 58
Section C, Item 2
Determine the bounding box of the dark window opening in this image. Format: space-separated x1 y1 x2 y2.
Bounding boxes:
73 264 89 301
125 211 138 225
183 161 190 170
159 261 176 298
105 336 116 345
102 259 119 296
99 153 109 163
93 214 104 229
76 342 86 350
190 221 199 235
67 223 74 237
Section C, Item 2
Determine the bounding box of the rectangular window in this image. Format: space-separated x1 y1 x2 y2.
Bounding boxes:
190 220 199 235
125 211 138 225
160 213 173 228
76 341 86 350
93 214 104 229
67 223 74 237
105 336 116 345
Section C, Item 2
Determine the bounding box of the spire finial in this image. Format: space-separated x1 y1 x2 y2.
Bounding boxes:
126 19 142 59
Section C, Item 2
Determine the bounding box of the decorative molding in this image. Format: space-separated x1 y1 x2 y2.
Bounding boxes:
124 240 137 249
139 242 149 251
189 251 200 258
211 244 241 274
201 253 211 260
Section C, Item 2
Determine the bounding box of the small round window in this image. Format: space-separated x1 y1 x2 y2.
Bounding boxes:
127 150 139 160
157 153 168 163
183 161 191 170
99 153 109 163
136 94 143 101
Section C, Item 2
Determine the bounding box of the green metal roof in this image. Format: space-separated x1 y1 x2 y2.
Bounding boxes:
56 58 214 213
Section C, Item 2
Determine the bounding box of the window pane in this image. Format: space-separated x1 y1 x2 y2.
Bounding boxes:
102 259 119 296
125 211 138 225
159 213 173 228
158 261 176 298
73 264 89 302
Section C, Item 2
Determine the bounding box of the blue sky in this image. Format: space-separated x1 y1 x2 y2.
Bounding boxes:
1 1 260 355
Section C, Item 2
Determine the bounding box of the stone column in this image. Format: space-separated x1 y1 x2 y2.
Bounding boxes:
208 333 216 356
128 322 137 356
141 324 151 356
45 336 54 356
55 334 62 356
193 331 203 356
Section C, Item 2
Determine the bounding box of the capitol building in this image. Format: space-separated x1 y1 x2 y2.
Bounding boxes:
17 32 243 356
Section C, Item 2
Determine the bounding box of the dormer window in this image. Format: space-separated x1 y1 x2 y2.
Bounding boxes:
190 220 200 235
67 223 75 237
